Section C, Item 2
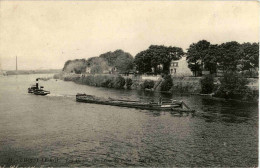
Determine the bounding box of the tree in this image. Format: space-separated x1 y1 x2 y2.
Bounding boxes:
88 57 109 74
85 50 134 74
215 72 250 100
134 50 153 74
217 41 241 72
151 45 184 74
126 78 133 89
161 75 173 91
238 42 259 72
114 53 134 73
186 40 211 76
134 45 184 74
203 44 219 74
200 74 214 94
62 59 88 73
100 50 134 73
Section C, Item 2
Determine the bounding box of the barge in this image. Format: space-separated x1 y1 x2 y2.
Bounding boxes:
76 93 195 113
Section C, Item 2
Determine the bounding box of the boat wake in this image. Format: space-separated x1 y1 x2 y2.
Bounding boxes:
47 93 75 98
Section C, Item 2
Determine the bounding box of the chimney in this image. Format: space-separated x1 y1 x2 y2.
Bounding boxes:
16 56 18 71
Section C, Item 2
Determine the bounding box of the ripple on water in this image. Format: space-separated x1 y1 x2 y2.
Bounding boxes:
0 75 258 167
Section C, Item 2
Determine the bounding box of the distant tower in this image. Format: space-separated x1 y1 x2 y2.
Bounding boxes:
16 56 17 71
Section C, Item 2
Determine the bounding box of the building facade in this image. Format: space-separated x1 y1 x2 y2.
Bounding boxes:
169 56 193 77
86 67 91 73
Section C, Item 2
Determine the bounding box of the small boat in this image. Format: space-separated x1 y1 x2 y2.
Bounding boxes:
33 88 50 96
28 85 38 93
76 93 195 113
28 86 50 96
28 78 50 96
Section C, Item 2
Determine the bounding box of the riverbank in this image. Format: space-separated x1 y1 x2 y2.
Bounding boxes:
54 72 202 93
54 72 258 103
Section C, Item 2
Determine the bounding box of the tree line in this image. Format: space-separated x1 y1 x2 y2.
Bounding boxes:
63 50 134 74
186 40 259 77
63 40 258 77
134 41 258 77
134 45 185 74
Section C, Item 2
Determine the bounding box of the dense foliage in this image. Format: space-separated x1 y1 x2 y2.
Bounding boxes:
126 78 133 89
62 41 258 78
87 57 109 74
142 80 155 90
113 76 126 89
186 40 210 76
160 75 173 91
214 72 254 100
134 45 184 74
64 74 127 89
62 50 134 74
200 75 214 94
186 40 259 77
238 43 259 76
100 50 134 73
63 59 88 74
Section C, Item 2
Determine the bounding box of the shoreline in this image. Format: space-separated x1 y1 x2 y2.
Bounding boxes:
54 72 258 104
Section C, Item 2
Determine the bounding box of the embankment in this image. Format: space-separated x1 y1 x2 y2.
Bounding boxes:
171 77 201 93
54 72 259 103
54 72 203 93
54 72 258 102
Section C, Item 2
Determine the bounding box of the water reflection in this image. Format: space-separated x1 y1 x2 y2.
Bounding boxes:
198 97 258 124
85 86 258 124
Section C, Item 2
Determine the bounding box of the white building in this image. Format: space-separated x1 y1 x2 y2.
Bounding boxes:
86 67 91 73
169 56 193 77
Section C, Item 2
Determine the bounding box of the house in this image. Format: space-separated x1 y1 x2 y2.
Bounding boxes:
85 67 91 73
169 56 193 77
109 67 118 74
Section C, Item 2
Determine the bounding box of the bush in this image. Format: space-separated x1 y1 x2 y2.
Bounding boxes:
161 75 173 91
200 75 214 94
126 78 133 89
214 72 254 100
114 75 126 89
101 78 113 88
172 82 193 93
142 80 155 90
82 75 95 86
64 76 80 81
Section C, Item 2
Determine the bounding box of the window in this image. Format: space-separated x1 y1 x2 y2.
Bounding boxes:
172 62 178 67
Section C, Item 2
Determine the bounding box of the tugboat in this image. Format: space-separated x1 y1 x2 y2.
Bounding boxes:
33 86 50 96
28 85 38 93
28 78 50 96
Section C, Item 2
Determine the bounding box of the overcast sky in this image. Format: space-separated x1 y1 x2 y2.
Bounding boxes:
0 1 259 70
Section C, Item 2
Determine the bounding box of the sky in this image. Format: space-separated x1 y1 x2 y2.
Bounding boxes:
0 1 259 70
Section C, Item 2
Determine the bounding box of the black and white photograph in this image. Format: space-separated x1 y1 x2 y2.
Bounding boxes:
0 1 259 167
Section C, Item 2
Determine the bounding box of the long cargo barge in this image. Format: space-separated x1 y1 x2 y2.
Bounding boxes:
76 94 195 113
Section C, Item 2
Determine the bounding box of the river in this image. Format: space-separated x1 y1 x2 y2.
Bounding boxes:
0 74 258 167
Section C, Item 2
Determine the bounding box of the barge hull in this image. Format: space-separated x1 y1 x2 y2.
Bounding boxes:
76 96 195 112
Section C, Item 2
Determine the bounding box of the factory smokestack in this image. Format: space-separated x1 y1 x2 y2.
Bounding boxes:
16 56 17 71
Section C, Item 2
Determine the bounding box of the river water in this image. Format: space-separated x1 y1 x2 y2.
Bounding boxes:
0 74 258 167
